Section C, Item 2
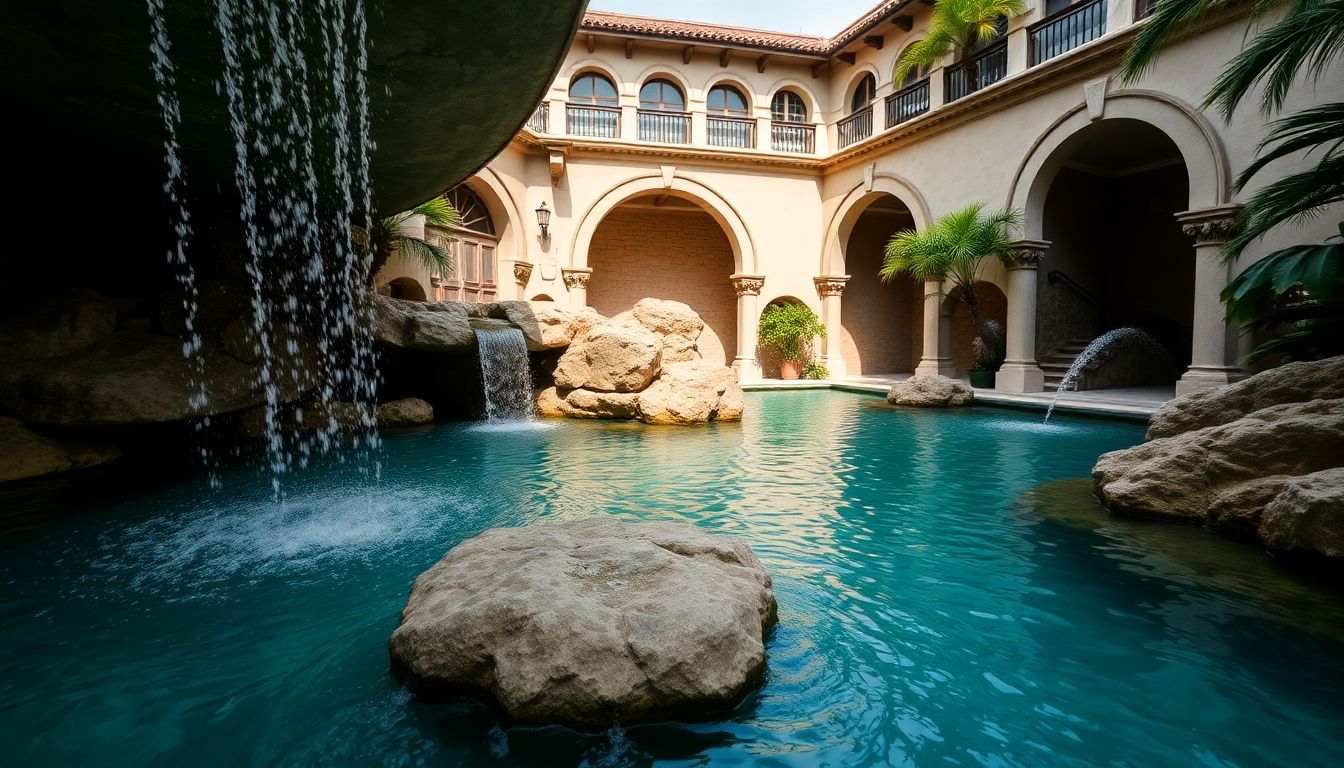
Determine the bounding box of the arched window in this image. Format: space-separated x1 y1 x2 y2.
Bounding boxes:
639 79 685 112
707 84 750 116
568 72 618 107
436 184 498 304
895 44 932 87
770 90 807 123
850 74 876 113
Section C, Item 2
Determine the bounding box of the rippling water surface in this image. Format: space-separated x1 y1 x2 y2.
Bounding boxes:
3 392 1342 767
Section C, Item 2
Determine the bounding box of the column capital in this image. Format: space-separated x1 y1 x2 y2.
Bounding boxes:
561 267 592 289
512 261 534 288
730 273 765 296
813 275 850 297
1176 204 1243 245
1000 239 1050 270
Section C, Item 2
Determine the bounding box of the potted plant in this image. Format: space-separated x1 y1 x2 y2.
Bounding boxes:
758 302 826 380
881 202 1020 387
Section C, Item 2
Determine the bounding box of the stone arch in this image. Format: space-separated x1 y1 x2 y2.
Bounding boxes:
821 174 932 275
530 293 555 301
701 73 757 109
632 65 693 101
757 295 816 378
941 280 1008 375
765 78 821 121
462 169 524 272
385 275 427 302
1008 89 1230 238
571 174 757 274
841 65 881 112
560 59 622 91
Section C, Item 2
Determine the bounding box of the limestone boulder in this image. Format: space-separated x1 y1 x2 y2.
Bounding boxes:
1258 468 1344 558
377 397 434 426
560 389 640 420
0 416 121 484
388 518 777 728
613 299 704 363
371 294 474 351
534 386 565 418
887 375 975 407
0 287 123 362
637 360 743 425
1147 356 1344 439
554 320 661 393
1094 399 1344 557
500 301 602 351
0 329 313 427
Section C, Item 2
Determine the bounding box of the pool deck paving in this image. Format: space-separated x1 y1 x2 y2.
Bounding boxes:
743 374 1172 421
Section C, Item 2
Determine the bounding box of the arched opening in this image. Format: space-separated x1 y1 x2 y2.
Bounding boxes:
849 73 876 113
945 281 1008 377
757 295 811 379
432 183 498 303
386 276 427 302
1036 118 1192 391
568 70 619 138
587 194 737 365
530 293 555 302
638 78 688 143
840 193 921 376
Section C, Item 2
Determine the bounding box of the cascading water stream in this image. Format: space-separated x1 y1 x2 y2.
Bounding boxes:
147 0 382 497
1043 326 1174 423
476 328 536 422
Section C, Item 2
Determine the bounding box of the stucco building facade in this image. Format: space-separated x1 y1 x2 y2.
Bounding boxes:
374 0 1342 395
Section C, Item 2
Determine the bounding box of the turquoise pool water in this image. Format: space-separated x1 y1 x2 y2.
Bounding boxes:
2 391 1342 767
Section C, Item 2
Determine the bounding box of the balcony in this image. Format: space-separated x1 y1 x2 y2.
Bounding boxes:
566 104 620 138
1029 0 1108 66
526 102 548 133
944 38 1009 103
837 105 874 149
885 79 930 129
638 110 691 144
771 122 815 154
708 116 757 149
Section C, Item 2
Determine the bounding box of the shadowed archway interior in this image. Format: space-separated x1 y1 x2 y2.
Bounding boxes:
840 193 920 375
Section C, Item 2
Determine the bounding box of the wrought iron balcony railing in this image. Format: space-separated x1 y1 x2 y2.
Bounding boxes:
885 79 930 129
838 105 874 149
707 115 756 149
944 38 1009 103
566 104 620 138
1029 0 1108 66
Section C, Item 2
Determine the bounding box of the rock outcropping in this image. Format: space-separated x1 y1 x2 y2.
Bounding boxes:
388 518 778 728
887 375 975 407
1094 357 1344 559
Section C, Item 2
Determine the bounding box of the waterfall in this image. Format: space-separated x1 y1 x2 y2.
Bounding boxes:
476 328 536 422
147 0 381 497
1044 326 1175 422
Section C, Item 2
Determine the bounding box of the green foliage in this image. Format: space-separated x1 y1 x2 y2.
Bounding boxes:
802 362 830 380
758 302 826 362
882 203 1019 370
1221 226 1344 363
895 0 1025 84
368 195 462 285
1120 0 1344 261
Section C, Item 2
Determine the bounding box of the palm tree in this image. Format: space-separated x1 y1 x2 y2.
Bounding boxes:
881 203 1021 370
894 0 1025 86
367 195 461 286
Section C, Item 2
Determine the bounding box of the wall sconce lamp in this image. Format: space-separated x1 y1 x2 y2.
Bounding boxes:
535 201 551 240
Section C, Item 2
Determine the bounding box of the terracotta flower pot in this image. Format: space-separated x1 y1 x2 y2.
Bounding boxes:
780 360 802 380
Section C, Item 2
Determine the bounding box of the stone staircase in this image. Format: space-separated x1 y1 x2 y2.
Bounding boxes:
1039 336 1095 392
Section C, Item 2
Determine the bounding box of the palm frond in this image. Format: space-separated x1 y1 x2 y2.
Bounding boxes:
1226 154 1344 256
412 195 462 230
395 235 455 278
893 0 1023 82
1205 0 1344 118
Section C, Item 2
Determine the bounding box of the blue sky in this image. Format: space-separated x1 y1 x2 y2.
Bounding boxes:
588 0 881 36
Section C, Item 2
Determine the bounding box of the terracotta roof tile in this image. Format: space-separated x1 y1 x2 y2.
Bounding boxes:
581 2 914 57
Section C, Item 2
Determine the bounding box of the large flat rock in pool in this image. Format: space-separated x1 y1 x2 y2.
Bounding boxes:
388 519 778 728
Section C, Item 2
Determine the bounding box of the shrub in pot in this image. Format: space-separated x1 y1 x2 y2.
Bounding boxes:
758 302 826 380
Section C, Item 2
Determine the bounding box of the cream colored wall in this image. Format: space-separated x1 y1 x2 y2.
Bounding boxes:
388 5 1344 386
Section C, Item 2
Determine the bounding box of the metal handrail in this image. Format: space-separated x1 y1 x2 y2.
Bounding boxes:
1048 269 1103 307
885 78 930 128
1028 0 1108 66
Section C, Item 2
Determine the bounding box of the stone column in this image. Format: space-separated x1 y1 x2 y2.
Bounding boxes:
813 275 850 379
730 274 765 383
561 267 593 307
1175 205 1244 395
995 240 1050 392
915 278 956 377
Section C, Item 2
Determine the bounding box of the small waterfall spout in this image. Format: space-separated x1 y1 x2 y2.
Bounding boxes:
1044 326 1174 423
476 327 535 421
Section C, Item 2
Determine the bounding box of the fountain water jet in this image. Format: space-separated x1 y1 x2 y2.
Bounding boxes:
1044 326 1176 422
